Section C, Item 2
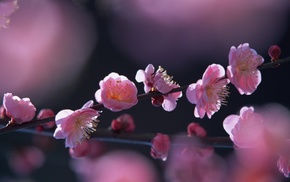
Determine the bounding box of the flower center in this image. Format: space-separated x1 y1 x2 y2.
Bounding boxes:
205 79 229 109
75 116 99 143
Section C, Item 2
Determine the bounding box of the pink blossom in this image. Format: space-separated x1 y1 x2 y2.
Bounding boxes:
151 133 170 161
227 43 264 95
53 100 100 148
186 64 229 119
95 72 138 112
136 64 182 111
3 93 36 124
223 106 266 148
111 113 135 132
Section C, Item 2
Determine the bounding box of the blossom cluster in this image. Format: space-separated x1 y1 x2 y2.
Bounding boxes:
2 42 289 179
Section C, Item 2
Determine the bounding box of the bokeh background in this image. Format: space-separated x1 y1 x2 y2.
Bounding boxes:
1 0 290 181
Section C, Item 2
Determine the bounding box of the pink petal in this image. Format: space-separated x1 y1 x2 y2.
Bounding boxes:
135 70 146 82
94 89 102 103
81 100 94 109
55 109 73 125
162 95 177 112
145 64 155 75
53 127 65 139
223 115 239 139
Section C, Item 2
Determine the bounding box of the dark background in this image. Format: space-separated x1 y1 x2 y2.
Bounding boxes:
1 0 290 181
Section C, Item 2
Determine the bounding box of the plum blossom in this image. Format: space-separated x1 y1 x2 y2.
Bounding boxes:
53 100 100 148
3 93 36 124
223 106 265 148
95 72 138 112
135 64 182 111
227 43 264 95
186 64 229 119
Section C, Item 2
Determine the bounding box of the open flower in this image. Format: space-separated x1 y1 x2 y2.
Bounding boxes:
53 100 100 148
223 106 265 148
136 64 182 111
95 72 138 112
186 64 229 119
227 43 264 95
3 93 36 124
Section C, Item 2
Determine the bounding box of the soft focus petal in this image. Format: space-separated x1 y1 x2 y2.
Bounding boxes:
223 106 265 148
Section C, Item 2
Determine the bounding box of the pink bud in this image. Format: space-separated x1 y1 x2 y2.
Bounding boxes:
37 109 55 129
268 45 281 61
111 114 135 132
187 122 207 137
151 133 170 161
151 95 164 107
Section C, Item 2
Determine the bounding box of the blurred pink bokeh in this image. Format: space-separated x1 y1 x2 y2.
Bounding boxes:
0 0 97 103
106 0 289 71
71 150 159 182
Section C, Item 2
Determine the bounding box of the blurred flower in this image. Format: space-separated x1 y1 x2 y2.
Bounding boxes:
187 122 207 137
8 146 45 176
165 136 224 182
0 0 97 103
3 93 36 124
186 64 229 119
106 0 288 71
95 72 138 112
70 150 159 182
150 133 170 161
136 64 182 111
53 100 100 148
69 139 90 158
223 106 265 148
227 43 264 95
0 0 19 29
111 113 135 132
69 140 105 159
